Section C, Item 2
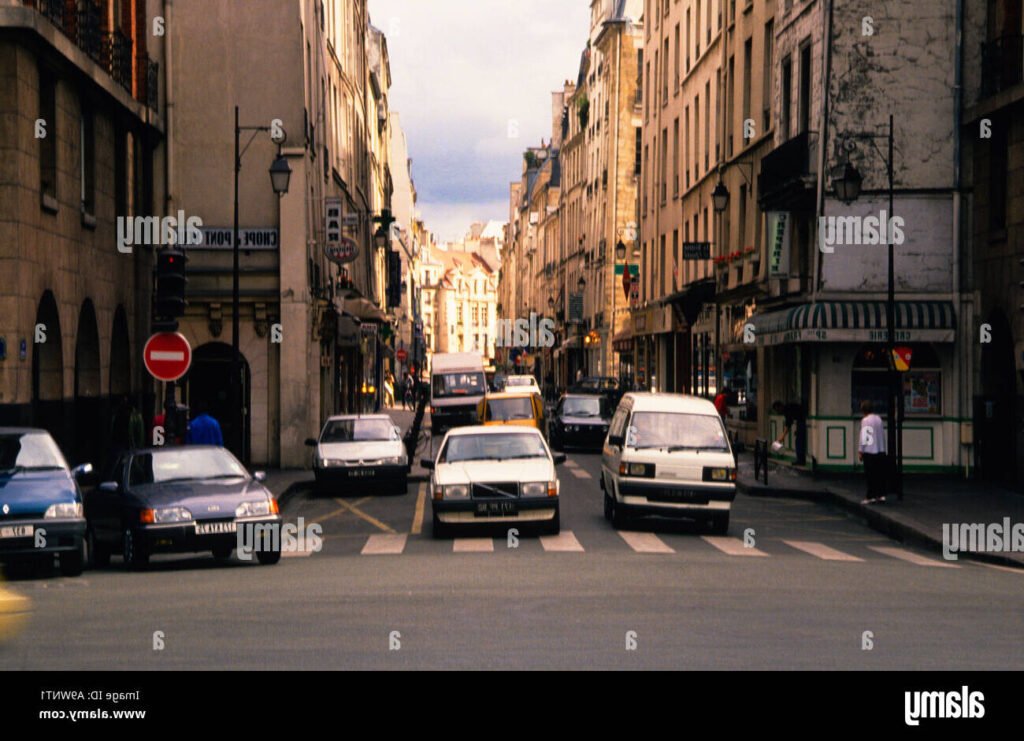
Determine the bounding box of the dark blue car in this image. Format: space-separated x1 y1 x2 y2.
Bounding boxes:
0 428 91 576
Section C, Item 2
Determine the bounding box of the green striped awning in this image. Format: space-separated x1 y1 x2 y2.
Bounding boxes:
749 301 956 346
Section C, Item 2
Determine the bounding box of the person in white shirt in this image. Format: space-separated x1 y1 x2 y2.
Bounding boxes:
858 400 887 504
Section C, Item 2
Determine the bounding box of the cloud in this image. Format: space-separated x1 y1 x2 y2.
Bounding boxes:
419 198 509 244
369 0 589 238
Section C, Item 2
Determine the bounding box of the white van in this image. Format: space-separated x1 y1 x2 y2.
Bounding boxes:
430 352 487 434
600 393 736 533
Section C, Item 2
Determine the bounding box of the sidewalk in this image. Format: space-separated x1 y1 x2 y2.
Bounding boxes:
737 452 1024 568
262 469 314 508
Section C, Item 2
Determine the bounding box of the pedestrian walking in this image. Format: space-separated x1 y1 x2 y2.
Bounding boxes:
186 400 224 446
772 399 807 466
858 400 887 504
403 372 414 410
714 384 731 418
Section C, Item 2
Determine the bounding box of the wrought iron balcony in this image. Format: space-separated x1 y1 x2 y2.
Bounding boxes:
982 35 1024 98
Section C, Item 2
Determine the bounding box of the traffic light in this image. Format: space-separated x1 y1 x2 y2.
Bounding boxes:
154 247 188 323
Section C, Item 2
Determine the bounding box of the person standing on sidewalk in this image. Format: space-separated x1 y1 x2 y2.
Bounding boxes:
772 400 807 466
858 400 887 504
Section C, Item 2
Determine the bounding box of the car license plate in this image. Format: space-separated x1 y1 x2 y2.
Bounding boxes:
195 521 236 535
349 469 376 478
651 489 708 504
0 525 33 539
475 502 518 518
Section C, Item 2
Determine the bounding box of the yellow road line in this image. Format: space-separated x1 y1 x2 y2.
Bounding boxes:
332 498 397 534
315 497 371 525
411 482 427 535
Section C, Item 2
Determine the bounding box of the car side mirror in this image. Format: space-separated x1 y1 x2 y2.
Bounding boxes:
608 436 624 448
420 458 435 470
304 438 318 447
71 463 93 479
98 481 119 494
552 453 567 466
253 471 267 483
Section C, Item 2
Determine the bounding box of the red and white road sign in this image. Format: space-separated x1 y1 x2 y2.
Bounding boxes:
396 348 408 363
143 332 192 382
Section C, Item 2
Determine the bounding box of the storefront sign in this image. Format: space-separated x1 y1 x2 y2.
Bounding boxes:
767 212 790 277
196 228 279 250
756 327 953 346
683 241 711 260
326 237 360 265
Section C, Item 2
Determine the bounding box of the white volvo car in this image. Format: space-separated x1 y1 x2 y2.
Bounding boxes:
422 426 565 537
306 415 408 494
601 393 736 533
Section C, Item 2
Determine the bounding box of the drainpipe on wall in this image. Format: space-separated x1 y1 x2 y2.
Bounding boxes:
953 0 969 477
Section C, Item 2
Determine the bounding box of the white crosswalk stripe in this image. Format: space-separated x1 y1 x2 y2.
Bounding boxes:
361 534 407 555
453 538 494 553
869 545 960 568
540 530 585 552
618 531 675 554
701 536 769 557
783 540 863 562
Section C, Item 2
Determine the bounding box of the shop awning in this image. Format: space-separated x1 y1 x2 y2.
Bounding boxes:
612 322 634 353
340 296 389 323
748 300 956 346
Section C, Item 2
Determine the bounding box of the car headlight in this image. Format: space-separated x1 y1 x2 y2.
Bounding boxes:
141 506 193 524
236 500 275 517
619 462 656 478
521 481 557 498
43 502 83 519
565 424 577 433
703 467 737 482
383 455 406 465
443 484 469 500
319 458 342 468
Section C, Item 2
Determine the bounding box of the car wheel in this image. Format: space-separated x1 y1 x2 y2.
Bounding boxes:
59 540 85 577
122 528 149 569
610 498 629 529
431 512 450 539
603 491 613 521
393 477 408 495
212 545 233 560
87 527 110 568
542 508 561 535
709 513 729 535
256 548 281 565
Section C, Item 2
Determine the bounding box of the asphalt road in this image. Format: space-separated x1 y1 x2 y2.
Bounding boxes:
2 450 1023 670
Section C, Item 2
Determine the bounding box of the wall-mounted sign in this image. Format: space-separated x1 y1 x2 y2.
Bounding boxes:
768 211 791 277
195 228 279 250
326 237 359 265
683 241 711 260
326 197 343 247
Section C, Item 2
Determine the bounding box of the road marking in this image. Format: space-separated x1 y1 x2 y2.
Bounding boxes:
540 530 584 552
618 531 675 554
281 548 313 558
869 546 960 568
702 536 769 557
978 561 1024 574
315 496 372 524
783 540 864 562
332 498 397 534
569 468 592 479
361 534 407 555
411 483 426 535
564 458 579 468
453 538 494 553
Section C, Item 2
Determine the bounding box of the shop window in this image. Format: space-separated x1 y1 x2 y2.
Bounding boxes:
851 344 941 417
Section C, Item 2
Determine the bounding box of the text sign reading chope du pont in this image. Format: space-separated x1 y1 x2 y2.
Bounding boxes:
196 228 279 249
144 332 192 382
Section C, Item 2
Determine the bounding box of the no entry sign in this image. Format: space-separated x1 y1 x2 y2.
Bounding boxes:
397 348 408 363
144 332 192 382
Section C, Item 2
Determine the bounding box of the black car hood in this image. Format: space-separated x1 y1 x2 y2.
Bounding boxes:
130 479 270 519
559 415 610 425
0 470 78 517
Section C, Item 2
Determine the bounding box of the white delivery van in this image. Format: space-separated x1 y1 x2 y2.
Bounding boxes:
430 352 487 434
600 392 737 533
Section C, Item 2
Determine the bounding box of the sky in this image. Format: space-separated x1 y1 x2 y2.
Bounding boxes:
368 0 591 243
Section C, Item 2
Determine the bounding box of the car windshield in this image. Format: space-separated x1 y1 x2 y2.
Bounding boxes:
321 419 396 442
626 412 729 451
562 397 607 418
128 448 249 485
0 432 68 472
433 372 485 398
440 432 548 463
486 397 535 421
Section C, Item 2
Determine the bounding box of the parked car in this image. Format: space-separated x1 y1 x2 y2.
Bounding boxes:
85 446 282 568
569 376 624 407
549 394 613 451
422 426 565 538
477 391 546 438
504 374 542 396
600 393 736 533
306 415 408 494
0 428 91 576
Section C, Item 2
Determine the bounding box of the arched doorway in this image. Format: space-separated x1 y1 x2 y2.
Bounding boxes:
74 300 102 466
184 343 250 463
977 309 1016 484
109 305 131 398
32 290 65 450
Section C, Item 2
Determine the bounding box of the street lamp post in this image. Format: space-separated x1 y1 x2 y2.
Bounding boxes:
832 114 901 500
232 106 290 462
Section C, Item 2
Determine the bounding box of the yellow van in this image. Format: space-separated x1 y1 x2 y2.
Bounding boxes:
477 391 546 438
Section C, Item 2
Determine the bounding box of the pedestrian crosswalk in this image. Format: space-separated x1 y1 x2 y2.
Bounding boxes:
338 528 973 568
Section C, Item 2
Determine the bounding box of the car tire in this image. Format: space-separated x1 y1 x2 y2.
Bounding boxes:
393 477 408 495
709 513 729 535
256 548 281 565
603 491 613 521
122 528 149 569
212 545 233 560
431 512 451 539
59 540 85 577
542 509 561 535
87 527 110 568
610 498 629 529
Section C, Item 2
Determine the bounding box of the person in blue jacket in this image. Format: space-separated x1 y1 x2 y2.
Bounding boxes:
186 399 224 446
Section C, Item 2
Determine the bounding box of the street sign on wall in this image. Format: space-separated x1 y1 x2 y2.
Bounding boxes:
682 241 711 260
326 197 342 247
325 237 359 265
768 211 791 277
196 228 278 250
143 332 192 382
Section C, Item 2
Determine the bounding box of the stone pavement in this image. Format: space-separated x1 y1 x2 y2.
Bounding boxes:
737 452 1024 568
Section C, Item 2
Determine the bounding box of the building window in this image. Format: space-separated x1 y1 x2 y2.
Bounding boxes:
742 38 752 143
852 344 942 416
799 40 812 134
635 127 642 176
989 114 1009 231
80 104 95 216
762 20 774 134
672 118 679 197
781 55 793 140
38 67 57 208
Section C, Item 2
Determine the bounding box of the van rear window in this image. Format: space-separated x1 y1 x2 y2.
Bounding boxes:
433 372 486 398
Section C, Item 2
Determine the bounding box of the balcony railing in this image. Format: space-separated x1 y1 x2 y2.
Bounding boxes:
982 35 1024 98
25 0 159 112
